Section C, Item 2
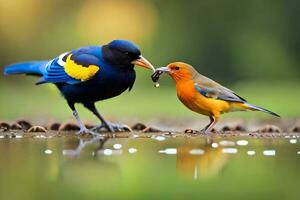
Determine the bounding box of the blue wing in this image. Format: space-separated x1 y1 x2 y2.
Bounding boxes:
38 46 102 85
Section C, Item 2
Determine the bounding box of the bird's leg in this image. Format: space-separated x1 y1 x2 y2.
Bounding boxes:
72 110 100 135
68 101 99 135
202 116 214 132
83 103 132 132
202 116 218 134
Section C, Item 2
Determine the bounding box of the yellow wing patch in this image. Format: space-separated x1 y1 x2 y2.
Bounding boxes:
64 54 99 81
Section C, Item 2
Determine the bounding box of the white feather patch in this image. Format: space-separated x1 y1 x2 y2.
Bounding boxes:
57 52 68 66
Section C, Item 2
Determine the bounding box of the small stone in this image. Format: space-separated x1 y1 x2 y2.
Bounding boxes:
47 122 61 130
59 122 80 131
16 120 32 130
211 128 217 133
184 129 199 134
0 121 10 131
131 123 147 131
292 126 300 133
28 126 47 133
256 125 282 133
10 122 22 130
85 123 94 129
222 126 231 132
235 125 246 131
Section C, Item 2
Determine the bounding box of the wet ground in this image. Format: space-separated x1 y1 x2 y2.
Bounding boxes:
1 119 300 200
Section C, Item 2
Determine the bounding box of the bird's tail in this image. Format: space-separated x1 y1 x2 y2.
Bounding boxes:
4 61 48 76
243 103 280 117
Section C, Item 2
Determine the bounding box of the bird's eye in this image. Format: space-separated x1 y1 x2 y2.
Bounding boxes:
174 66 180 70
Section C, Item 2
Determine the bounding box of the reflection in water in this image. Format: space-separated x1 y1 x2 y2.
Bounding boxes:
1 135 300 200
176 138 230 180
62 136 106 157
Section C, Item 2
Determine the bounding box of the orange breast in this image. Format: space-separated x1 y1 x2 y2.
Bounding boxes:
176 80 231 116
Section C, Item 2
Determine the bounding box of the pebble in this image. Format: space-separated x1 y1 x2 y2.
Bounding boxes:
28 126 47 133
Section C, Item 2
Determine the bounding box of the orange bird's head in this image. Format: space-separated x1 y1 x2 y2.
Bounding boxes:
154 62 198 82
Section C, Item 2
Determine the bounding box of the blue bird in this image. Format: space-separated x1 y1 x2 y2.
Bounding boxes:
4 40 155 135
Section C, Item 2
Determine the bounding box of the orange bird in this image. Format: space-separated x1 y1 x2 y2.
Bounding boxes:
152 62 279 134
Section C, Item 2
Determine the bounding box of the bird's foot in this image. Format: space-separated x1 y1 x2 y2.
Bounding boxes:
92 122 132 133
76 127 102 137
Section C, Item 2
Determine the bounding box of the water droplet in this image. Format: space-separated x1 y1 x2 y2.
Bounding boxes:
44 149 53 155
113 144 122 149
247 150 256 156
212 143 219 148
189 149 205 155
103 149 113 156
222 148 238 154
290 139 297 144
128 148 137 154
237 140 248 146
263 150 276 156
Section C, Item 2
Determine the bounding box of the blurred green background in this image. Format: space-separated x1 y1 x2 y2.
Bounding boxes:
0 0 299 122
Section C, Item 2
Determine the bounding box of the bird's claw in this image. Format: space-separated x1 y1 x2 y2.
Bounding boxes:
92 123 132 133
76 127 101 136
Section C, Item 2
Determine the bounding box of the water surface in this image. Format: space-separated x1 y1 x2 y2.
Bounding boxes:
0 134 299 200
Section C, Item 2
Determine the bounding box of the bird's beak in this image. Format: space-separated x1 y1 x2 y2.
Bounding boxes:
155 66 170 73
131 56 155 72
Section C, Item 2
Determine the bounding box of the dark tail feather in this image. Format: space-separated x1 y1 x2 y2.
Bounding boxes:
245 103 280 117
4 61 48 76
